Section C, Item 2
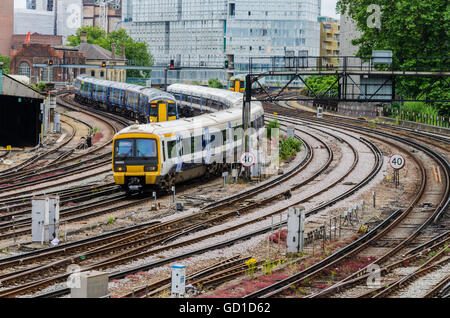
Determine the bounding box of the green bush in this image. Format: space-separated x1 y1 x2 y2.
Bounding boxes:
30 82 47 92
280 137 303 160
208 78 223 89
387 101 445 126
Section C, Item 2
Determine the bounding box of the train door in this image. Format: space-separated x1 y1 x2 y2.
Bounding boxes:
158 102 167 122
88 82 93 100
106 87 112 111
234 80 240 92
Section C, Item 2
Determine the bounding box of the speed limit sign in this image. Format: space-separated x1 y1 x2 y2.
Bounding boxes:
240 152 256 167
389 154 405 170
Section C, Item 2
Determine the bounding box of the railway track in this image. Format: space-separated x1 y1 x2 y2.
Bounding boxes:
120 255 255 298
240 102 449 298
0 95 128 201
2 93 447 299
0 120 77 179
0 119 387 298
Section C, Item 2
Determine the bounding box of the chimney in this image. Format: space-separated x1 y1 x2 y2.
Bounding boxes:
111 43 116 60
120 44 125 58
80 31 87 44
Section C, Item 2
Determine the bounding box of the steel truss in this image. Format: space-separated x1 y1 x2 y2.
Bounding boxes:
244 56 450 104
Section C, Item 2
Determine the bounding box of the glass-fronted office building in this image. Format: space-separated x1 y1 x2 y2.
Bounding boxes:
123 0 321 85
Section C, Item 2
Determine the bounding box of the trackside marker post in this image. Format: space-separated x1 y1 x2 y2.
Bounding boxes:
389 154 405 188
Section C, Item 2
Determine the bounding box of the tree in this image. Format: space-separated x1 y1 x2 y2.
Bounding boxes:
303 75 338 98
0 55 11 74
337 0 449 60
336 0 450 116
67 26 154 78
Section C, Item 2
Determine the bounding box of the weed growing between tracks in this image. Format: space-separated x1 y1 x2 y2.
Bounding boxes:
199 233 368 298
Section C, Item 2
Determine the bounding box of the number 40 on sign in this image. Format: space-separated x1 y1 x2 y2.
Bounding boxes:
389 154 405 170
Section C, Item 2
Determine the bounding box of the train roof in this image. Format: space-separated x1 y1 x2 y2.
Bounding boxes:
76 75 176 102
168 83 242 108
230 74 246 81
115 85 264 138
115 106 250 137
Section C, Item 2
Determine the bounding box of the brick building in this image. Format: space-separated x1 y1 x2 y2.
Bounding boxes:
0 0 14 56
11 33 63 50
10 43 85 84
77 32 127 82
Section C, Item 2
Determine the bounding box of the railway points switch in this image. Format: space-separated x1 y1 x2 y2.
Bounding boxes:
31 196 60 243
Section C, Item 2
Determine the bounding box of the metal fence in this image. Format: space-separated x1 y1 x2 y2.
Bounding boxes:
248 56 450 74
383 107 450 128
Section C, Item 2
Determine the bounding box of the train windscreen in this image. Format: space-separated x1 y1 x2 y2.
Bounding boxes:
168 103 177 117
114 139 157 159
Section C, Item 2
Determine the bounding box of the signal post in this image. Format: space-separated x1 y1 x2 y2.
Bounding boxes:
242 74 252 179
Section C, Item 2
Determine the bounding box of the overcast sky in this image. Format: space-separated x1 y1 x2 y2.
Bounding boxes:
322 0 340 19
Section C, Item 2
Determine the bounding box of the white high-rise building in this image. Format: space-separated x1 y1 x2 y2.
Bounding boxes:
14 0 82 42
14 0 56 35
339 11 360 57
123 0 321 84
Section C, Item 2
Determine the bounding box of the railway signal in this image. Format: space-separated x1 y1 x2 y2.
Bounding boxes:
101 61 107 68
48 60 54 66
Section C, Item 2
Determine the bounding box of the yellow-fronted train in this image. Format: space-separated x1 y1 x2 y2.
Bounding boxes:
112 84 265 193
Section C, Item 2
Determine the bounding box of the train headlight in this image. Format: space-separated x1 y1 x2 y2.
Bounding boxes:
144 166 157 172
115 165 127 172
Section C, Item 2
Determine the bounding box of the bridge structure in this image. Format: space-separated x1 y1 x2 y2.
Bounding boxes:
240 55 450 173
243 55 450 104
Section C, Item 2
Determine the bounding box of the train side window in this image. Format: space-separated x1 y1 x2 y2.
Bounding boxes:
162 141 166 161
167 140 176 159
191 136 195 153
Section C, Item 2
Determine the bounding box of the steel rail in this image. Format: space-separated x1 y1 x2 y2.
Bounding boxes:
248 103 448 298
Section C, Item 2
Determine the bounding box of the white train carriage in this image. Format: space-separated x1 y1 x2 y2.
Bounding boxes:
112 84 265 192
